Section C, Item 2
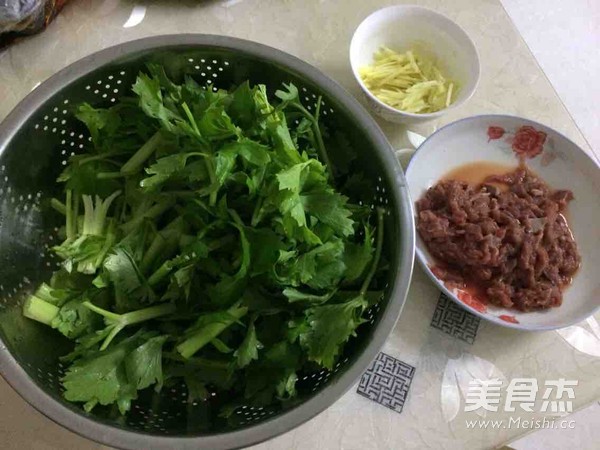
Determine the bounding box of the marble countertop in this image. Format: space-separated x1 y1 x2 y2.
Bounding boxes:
0 1 598 449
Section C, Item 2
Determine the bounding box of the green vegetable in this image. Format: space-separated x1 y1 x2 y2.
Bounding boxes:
177 303 249 359
53 191 121 274
22 67 388 416
294 207 385 369
235 319 263 368
62 330 167 414
23 295 59 326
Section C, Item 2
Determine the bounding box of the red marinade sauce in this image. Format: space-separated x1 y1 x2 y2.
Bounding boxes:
499 315 519 324
429 264 488 313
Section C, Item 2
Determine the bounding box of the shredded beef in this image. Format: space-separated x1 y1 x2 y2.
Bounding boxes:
417 166 580 311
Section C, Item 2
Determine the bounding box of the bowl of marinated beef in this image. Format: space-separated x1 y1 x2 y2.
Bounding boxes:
406 115 600 330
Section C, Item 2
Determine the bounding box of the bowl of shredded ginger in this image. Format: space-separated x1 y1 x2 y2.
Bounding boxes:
359 47 457 114
350 5 480 124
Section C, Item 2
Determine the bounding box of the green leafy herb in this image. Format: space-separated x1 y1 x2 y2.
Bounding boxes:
22 68 388 416
235 320 263 368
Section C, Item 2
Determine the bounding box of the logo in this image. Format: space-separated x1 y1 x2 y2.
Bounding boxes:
464 378 578 414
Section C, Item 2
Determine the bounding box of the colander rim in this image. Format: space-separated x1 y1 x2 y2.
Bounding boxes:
0 34 415 450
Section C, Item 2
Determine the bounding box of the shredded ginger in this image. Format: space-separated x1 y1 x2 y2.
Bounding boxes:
359 47 458 114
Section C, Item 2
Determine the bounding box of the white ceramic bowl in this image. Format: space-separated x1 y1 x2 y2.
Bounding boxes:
350 5 480 124
405 115 600 330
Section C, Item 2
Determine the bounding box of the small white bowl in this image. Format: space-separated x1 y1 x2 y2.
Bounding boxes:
405 115 600 330
350 5 480 124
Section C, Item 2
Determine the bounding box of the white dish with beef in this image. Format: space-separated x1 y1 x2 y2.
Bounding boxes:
405 115 600 330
